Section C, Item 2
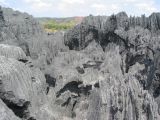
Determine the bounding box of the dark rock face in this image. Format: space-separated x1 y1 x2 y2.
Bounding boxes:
0 6 4 26
76 66 85 74
1 6 160 120
64 12 160 51
45 74 56 87
63 11 160 120
64 24 98 50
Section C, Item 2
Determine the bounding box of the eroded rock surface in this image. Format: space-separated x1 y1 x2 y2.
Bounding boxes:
0 50 54 119
0 6 160 120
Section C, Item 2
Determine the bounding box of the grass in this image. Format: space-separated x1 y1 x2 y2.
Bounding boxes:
42 20 77 32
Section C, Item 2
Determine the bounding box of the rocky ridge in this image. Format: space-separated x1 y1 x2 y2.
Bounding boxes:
0 6 160 120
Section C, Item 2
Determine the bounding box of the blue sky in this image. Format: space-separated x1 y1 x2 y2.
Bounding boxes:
0 0 160 17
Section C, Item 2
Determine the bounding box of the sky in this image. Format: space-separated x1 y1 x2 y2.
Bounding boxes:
0 0 160 17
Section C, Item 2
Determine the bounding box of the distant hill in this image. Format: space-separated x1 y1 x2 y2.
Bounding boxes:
36 17 84 32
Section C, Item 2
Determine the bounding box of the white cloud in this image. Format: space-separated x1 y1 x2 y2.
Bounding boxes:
117 0 158 15
91 3 120 15
135 3 157 13
91 4 107 9
61 0 85 4
57 0 87 16
57 0 158 17
134 0 157 14
0 0 6 4
58 0 85 11
0 0 159 17
0 0 8 6
24 0 55 12
124 0 139 2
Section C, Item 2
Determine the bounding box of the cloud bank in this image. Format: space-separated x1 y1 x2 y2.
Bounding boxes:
0 0 159 17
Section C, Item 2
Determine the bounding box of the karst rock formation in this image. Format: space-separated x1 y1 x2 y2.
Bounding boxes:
1 6 160 120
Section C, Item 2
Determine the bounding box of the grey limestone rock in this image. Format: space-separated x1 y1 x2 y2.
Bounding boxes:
0 99 21 120
1 5 160 120
0 45 55 120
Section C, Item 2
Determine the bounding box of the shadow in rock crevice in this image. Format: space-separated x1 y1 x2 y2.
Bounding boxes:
56 81 92 98
0 91 33 119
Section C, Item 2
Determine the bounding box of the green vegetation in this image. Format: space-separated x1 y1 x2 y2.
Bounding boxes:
43 20 77 32
37 17 84 32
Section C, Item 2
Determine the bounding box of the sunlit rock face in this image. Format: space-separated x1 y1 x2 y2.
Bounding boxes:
0 44 26 60
1 6 160 120
0 45 55 120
